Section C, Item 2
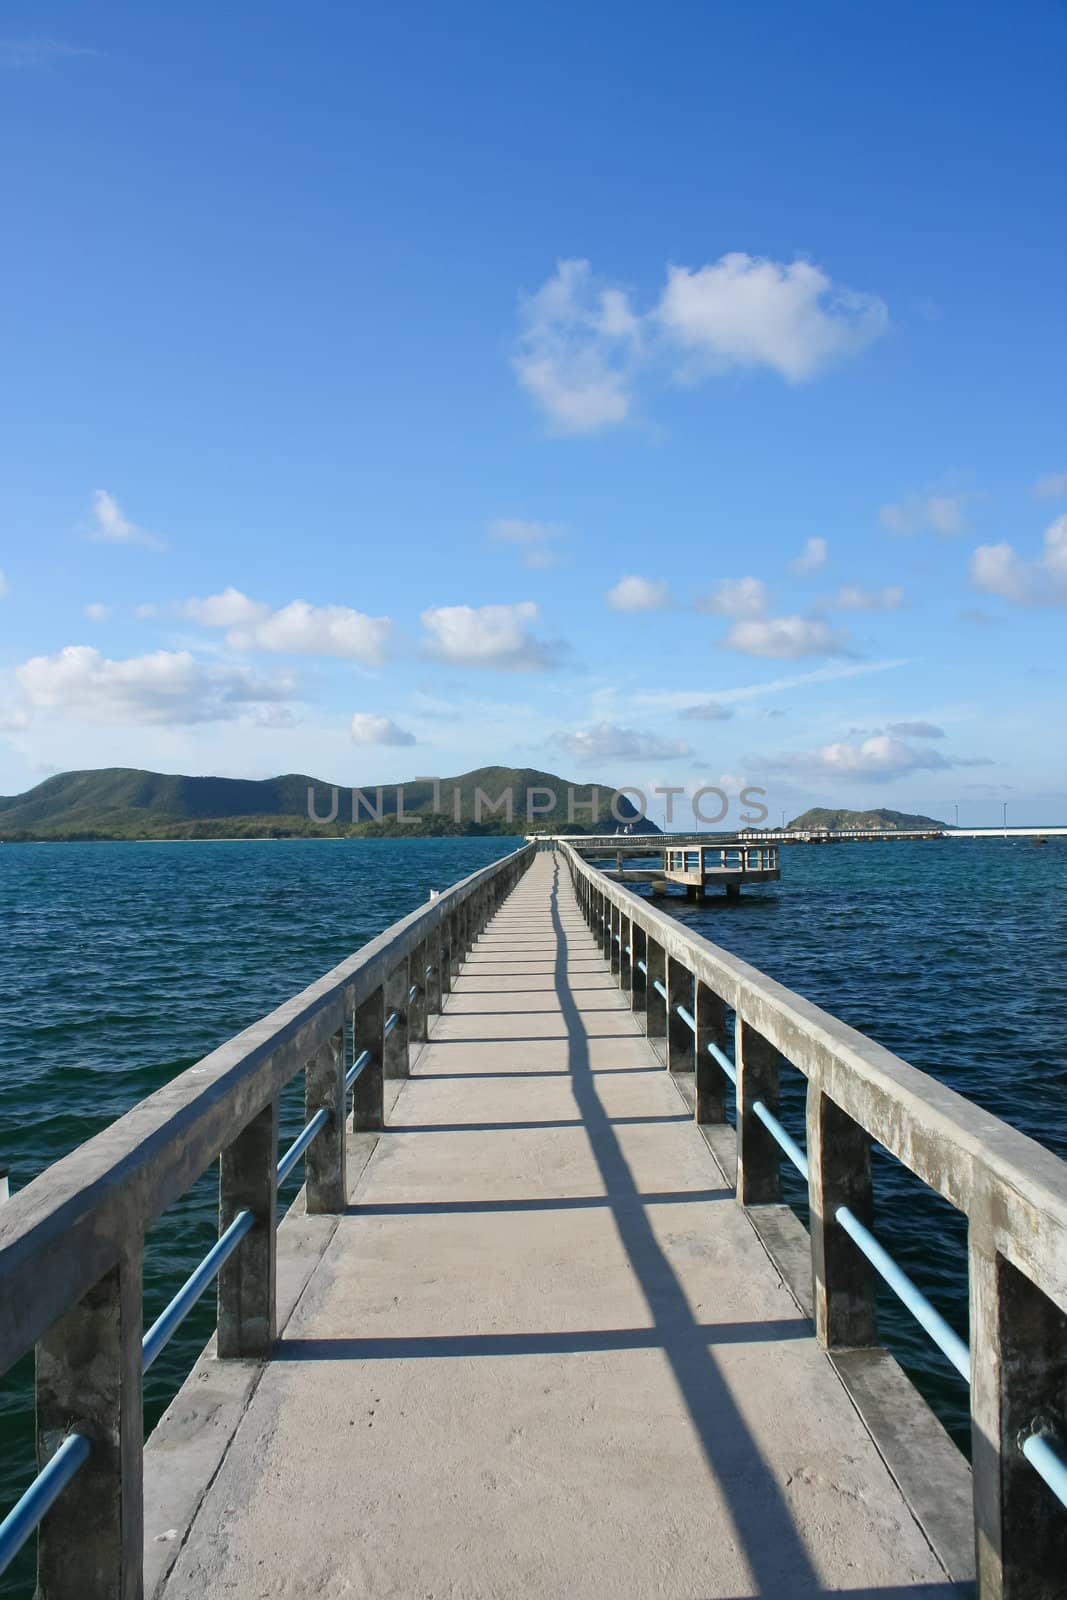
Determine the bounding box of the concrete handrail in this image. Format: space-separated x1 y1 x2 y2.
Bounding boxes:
561 840 1067 1598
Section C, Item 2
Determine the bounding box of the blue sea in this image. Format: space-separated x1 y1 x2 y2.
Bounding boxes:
2 836 1065 1595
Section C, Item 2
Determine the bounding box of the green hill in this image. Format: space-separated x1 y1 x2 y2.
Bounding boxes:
786 806 947 832
0 766 659 841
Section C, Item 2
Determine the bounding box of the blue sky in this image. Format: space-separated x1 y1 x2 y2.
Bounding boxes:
1 2 1065 824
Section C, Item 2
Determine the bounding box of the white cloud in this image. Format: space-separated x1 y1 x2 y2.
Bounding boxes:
135 603 158 619
555 722 692 763
634 657 909 710
887 720 944 739
791 537 828 573
89 489 163 547
185 589 393 661
0 36 97 68
512 253 886 432
84 602 110 621
489 519 563 569
754 732 991 782
350 713 415 747
420 601 561 671
0 705 29 731
720 616 850 659
656 254 888 383
880 491 967 537
679 701 733 721
1031 473 1067 500
0 569 8 599
183 587 269 628
16 646 295 725
513 259 640 434
970 516 1067 605
697 576 768 618
828 583 905 611
605 574 671 612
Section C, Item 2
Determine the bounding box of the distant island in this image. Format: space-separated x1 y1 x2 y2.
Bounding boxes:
786 807 948 832
0 765 661 842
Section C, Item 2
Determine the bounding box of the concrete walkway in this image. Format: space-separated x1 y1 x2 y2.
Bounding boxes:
155 855 956 1600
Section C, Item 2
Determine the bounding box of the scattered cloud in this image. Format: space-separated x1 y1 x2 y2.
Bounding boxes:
634 657 910 711
754 733 986 782
489 518 564 569
880 490 968 537
16 646 295 725
513 259 641 434
958 607 995 626
605 574 671 612
657 253 888 383
887 720 945 739
84 602 110 622
720 616 851 659
827 583 905 611
555 722 692 763
0 36 97 69
350 713 416 747
88 489 164 548
185 589 393 660
135 603 158 619
0 570 8 599
680 701 733 722
790 537 827 574
697 576 767 618
420 601 562 671
1031 473 1067 501
970 516 1067 605
513 253 888 432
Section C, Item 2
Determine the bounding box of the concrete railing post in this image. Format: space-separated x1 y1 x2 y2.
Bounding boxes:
384 958 410 1079
666 956 694 1074
305 1028 346 1214
218 1096 278 1358
448 910 462 981
806 1086 876 1349
36 1255 143 1600
969 1236 1067 1599
630 923 647 1023
409 938 429 1046
619 910 632 997
694 980 729 1123
425 928 441 1011
609 903 621 978
600 893 612 960
645 937 667 1048
735 1019 780 1206
352 986 385 1132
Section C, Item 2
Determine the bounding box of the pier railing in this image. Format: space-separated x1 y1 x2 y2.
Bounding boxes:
0 841 534 1597
563 840 1067 1600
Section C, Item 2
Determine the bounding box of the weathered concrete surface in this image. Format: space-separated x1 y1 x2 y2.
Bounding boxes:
154 855 957 1599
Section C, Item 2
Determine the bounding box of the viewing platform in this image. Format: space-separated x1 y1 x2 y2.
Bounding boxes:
2 844 1066 1598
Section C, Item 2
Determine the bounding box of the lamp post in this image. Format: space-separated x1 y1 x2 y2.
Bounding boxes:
954 802 959 829
1002 800 1008 836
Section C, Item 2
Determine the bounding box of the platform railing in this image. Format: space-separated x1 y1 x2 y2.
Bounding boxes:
0 841 534 1596
563 840 1067 1600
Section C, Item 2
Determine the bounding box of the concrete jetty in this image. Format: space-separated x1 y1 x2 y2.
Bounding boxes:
3 840 1066 1599
147 854 951 1598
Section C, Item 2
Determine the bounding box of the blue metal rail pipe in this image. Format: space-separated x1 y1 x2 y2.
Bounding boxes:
0 1431 91 1578
752 1100 810 1181
276 1109 330 1187
383 1011 400 1039
1021 1428 1067 1510
345 1048 372 1090
834 1206 971 1383
141 1208 255 1373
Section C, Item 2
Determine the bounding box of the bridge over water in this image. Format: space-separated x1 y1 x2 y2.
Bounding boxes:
1 843 1066 1598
